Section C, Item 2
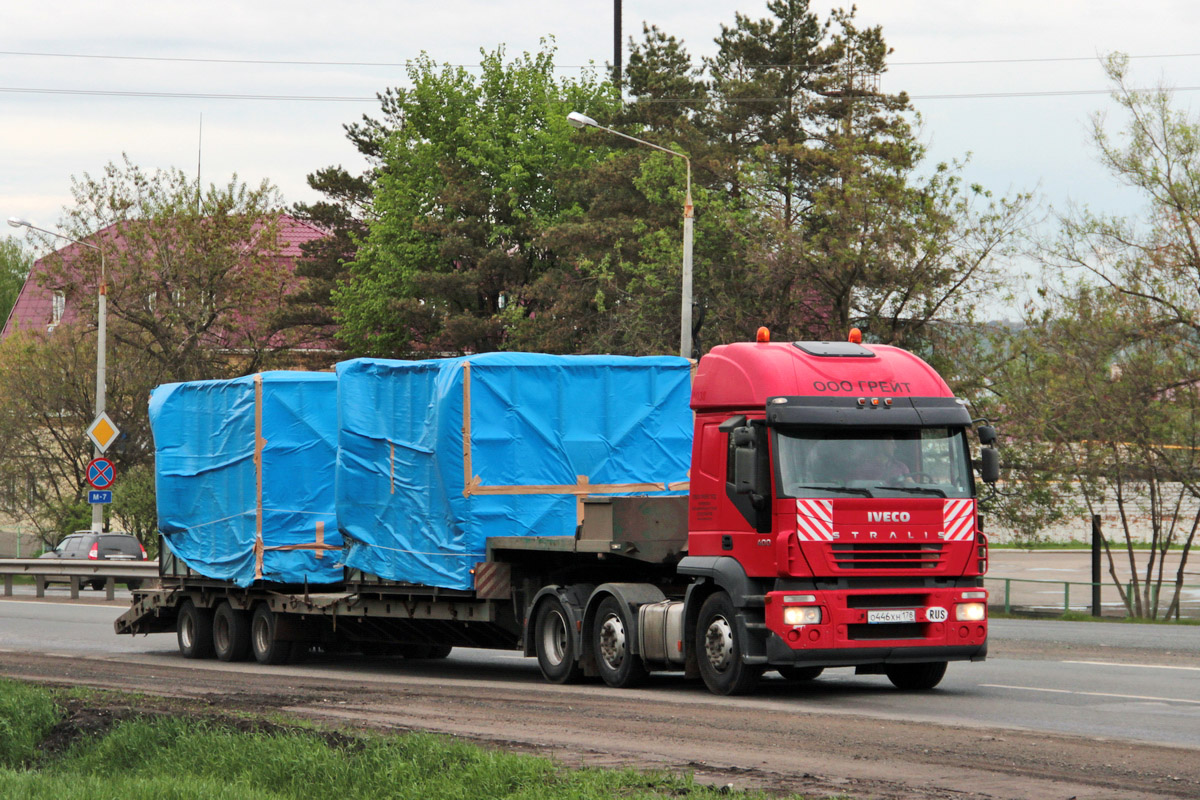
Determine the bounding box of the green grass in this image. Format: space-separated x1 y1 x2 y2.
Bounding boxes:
0 680 809 800
0 679 62 768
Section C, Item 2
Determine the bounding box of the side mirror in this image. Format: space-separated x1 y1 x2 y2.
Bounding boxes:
734 445 757 495
980 447 1000 484
977 425 997 446
732 426 757 495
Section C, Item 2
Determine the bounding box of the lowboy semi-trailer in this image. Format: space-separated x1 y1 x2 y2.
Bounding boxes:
117 331 998 695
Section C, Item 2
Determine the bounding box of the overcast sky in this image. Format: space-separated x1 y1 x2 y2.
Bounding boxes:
5 1 1200 252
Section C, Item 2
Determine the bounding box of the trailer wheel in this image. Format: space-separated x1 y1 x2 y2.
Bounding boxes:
250 604 294 665
885 661 947 690
593 596 648 689
403 644 452 659
177 600 214 659
212 602 251 662
695 592 761 695
777 666 824 682
534 597 582 684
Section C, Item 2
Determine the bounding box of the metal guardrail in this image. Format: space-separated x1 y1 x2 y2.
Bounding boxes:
0 559 160 601
985 575 1200 620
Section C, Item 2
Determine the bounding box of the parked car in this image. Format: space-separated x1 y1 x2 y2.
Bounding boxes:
39 531 148 590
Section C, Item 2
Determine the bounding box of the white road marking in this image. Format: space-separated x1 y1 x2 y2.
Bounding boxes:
982 684 1200 705
1064 660 1200 672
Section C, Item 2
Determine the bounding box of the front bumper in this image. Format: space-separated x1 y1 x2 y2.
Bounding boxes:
762 586 988 666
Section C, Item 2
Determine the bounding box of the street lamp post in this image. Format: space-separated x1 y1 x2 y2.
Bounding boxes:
567 111 694 360
7 217 108 533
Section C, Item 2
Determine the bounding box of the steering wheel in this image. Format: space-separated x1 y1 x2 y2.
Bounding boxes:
887 471 936 485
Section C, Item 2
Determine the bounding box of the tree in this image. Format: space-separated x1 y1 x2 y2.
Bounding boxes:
986 287 1198 619
333 47 621 356
984 55 1200 618
304 7 1026 359
0 159 301 545
43 157 299 385
699 5 1029 352
0 237 32 325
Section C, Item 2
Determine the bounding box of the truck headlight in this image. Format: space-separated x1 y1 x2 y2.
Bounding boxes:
955 602 986 621
783 606 822 626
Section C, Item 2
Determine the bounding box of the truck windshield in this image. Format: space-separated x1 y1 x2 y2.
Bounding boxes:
775 427 973 499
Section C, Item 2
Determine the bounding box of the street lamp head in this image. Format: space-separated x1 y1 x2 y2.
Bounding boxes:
7 217 32 229
567 111 599 129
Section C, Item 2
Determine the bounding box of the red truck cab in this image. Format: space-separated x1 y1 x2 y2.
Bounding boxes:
678 337 994 693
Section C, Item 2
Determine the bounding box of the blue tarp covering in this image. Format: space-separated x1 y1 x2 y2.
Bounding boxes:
150 371 341 587
336 353 693 590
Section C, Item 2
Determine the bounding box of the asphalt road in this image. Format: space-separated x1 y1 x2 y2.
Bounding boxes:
2 594 1199 750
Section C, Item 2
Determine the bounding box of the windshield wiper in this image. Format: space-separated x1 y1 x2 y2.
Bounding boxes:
882 485 948 498
791 483 874 497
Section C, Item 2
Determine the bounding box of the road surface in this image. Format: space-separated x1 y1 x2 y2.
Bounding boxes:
1 592 1199 799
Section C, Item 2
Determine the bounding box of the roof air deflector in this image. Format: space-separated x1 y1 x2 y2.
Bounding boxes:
793 341 875 358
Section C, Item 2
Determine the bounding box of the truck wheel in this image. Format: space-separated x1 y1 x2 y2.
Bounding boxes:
593 596 648 689
777 666 824 682
212 602 251 662
885 661 947 690
396 644 452 659
425 645 453 659
250 604 294 665
177 600 214 659
696 592 761 695
534 597 582 684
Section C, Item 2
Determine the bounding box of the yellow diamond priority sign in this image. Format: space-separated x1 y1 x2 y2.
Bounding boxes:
87 412 121 453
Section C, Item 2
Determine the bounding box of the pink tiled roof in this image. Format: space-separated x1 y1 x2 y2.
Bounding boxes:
2 214 328 344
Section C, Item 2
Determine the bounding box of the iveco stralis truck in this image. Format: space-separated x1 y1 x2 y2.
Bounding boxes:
117 331 998 695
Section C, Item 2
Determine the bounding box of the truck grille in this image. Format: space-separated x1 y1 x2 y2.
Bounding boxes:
830 543 943 570
848 622 926 640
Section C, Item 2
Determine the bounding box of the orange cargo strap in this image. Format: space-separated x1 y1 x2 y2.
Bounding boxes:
253 374 266 580
262 520 340 558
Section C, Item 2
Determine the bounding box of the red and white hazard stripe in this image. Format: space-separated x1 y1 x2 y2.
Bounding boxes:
795 499 835 541
942 498 976 541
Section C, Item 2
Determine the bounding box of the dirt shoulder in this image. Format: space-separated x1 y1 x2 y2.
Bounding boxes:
1 650 1197 800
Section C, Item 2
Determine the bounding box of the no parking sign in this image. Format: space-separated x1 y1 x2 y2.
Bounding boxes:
86 457 115 490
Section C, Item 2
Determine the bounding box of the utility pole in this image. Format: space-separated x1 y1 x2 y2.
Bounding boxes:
613 0 623 88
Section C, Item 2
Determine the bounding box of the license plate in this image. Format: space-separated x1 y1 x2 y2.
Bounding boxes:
867 609 916 624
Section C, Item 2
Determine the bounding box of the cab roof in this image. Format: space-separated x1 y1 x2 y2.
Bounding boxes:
691 340 954 412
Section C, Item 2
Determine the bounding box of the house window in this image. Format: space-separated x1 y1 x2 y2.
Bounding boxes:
51 292 65 326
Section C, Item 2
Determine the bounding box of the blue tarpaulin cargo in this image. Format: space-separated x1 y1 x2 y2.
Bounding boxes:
336 353 692 590
149 371 341 587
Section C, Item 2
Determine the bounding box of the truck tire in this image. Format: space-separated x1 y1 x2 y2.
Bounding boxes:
593 596 648 689
425 644 452 659
534 596 582 684
177 600 215 659
212 602 251 662
885 661 947 690
695 592 761 695
250 604 294 665
400 644 453 659
777 666 823 682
